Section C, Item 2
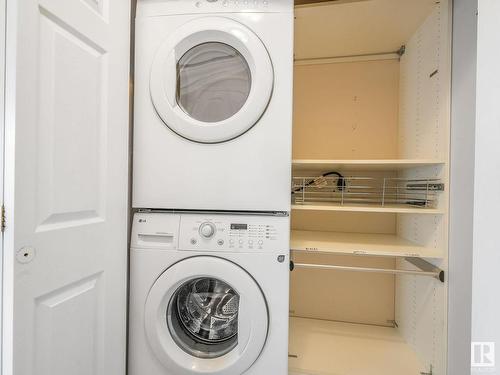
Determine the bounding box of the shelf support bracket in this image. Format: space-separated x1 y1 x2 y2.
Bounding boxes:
405 257 445 282
420 364 433 375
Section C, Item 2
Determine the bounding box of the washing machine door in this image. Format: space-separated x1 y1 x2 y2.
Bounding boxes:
149 17 274 143
144 256 268 375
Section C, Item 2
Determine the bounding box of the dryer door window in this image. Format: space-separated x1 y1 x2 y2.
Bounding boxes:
144 256 268 375
150 17 274 144
177 42 251 123
167 277 240 359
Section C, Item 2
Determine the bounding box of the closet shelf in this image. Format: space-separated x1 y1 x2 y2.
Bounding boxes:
292 159 446 172
291 230 442 258
289 317 424 375
291 203 445 214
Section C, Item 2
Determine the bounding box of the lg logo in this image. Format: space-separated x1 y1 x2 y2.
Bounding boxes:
472 342 496 368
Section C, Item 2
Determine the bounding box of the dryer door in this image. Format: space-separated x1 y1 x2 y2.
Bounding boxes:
144 256 268 375
149 17 274 143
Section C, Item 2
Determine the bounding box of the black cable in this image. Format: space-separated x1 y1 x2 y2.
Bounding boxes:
292 171 346 194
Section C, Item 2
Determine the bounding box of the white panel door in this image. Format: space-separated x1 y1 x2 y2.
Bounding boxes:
3 0 130 374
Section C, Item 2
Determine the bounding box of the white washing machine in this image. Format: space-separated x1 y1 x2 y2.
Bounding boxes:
133 0 294 212
128 211 290 375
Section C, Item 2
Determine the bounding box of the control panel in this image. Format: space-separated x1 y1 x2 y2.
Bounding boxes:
131 212 289 252
193 0 271 10
136 0 293 18
179 213 288 252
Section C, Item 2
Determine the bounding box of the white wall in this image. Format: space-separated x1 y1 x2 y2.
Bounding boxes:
448 0 477 373
472 0 500 374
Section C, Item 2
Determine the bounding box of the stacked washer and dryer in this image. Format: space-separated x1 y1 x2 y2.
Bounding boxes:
129 1 294 375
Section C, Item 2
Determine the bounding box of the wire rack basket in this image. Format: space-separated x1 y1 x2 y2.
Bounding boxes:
291 175 444 208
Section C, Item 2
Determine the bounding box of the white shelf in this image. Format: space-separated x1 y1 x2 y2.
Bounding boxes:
291 230 441 258
292 202 444 214
292 159 445 172
289 317 423 375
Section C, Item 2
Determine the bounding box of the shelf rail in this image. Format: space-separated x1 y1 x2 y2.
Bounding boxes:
294 45 406 65
291 257 445 282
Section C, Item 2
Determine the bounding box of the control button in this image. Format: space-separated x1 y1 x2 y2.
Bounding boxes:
229 239 235 244
190 238 197 245
217 239 224 246
199 222 216 239
258 240 264 245
239 239 244 245
248 240 253 245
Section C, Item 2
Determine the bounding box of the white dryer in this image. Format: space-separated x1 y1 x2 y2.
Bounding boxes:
133 0 294 211
128 212 290 375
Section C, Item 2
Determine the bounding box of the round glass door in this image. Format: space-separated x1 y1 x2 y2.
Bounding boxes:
177 43 251 123
167 277 240 359
144 256 268 375
150 17 274 144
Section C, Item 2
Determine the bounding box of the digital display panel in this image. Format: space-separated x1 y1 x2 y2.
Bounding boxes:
231 224 248 230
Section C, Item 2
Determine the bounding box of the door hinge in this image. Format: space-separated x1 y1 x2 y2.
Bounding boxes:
1 205 6 233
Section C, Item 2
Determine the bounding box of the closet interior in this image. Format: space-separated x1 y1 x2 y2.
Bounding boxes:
289 0 451 374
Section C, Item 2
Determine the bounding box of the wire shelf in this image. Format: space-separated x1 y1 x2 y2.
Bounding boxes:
291 176 444 209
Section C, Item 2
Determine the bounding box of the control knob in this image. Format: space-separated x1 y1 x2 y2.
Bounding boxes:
199 222 216 239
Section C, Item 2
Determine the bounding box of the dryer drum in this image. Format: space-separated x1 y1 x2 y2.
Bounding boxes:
176 42 252 124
